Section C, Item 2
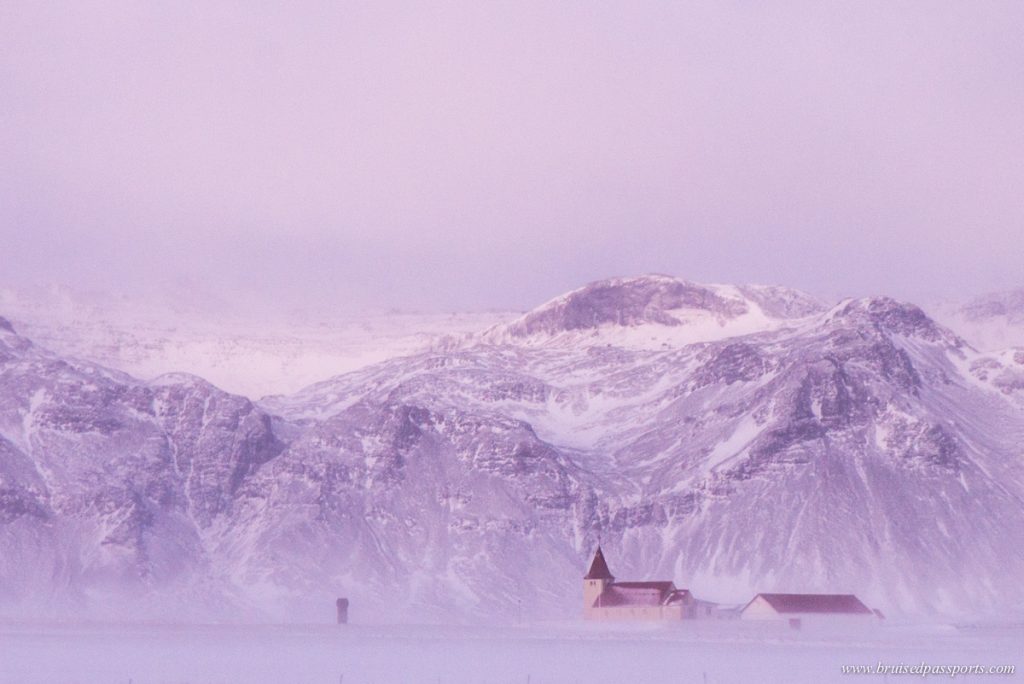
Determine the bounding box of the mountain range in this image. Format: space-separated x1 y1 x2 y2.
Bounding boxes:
1 275 1023 623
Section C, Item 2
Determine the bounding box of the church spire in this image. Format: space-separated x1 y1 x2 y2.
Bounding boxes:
584 545 614 580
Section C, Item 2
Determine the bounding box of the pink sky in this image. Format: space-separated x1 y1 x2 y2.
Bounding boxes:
1 2 1022 312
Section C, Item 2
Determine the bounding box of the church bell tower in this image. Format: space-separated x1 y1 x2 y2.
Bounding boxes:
583 545 614 618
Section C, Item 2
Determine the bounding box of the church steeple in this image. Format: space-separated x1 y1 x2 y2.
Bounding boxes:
584 545 614 581
583 545 615 618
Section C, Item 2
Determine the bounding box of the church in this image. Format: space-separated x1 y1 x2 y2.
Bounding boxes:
583 546 701 621
583 546 878 623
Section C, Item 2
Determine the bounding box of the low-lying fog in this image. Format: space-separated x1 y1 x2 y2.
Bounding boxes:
1 620 1019 684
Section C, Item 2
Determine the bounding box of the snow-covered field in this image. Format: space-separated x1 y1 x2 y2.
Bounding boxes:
0 621 1019 684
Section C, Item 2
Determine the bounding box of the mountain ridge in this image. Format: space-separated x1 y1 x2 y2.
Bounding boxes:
1 276 1023 622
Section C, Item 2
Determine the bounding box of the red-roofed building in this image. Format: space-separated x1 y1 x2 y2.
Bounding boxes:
740 593 875 621
583 547 697 621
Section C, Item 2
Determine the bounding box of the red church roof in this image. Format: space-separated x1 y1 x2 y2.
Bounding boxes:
591 582 690 608
613 581 675 591
584 546 614 580
748 593 872 614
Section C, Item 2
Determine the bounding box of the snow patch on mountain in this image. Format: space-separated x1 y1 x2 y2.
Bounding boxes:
704 415 765 475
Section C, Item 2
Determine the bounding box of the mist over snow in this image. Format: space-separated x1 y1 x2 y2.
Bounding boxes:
928 288 1024 353
0 285 516 398
1 622 1021 684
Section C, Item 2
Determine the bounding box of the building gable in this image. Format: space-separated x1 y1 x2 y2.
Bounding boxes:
741 593 872 616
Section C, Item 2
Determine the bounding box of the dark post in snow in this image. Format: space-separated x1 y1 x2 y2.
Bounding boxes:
336 597 349 624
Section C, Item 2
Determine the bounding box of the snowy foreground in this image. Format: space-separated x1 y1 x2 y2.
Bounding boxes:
0 621 1019 684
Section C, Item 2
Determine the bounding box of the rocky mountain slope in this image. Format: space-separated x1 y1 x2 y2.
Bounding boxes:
2 276 1023 623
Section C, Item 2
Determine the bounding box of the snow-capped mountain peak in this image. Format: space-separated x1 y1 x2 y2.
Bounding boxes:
462 275 824 350
824 297 960 345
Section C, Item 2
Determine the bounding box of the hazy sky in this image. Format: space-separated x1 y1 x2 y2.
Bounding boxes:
2 2 1022 313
